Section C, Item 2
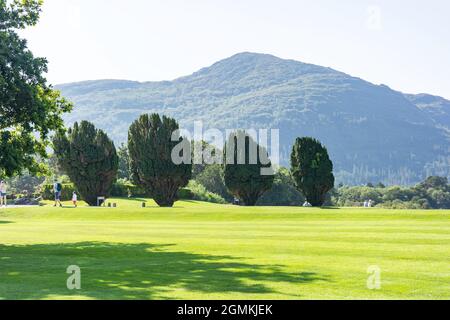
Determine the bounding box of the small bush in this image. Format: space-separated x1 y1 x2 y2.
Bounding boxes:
110 180 147 198
177 188 194 200
257 168 305 206
195 164 233 202
184 181 227 204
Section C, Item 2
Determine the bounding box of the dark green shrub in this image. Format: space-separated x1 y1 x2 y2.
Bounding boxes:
195 164 232 202
128 114 192 207
258 167 305 206
186 181 226 204
53 121 119 206
291 137 335 207
223 131 274 206
175 183 226 204
110 181 148 198
177 188 194 200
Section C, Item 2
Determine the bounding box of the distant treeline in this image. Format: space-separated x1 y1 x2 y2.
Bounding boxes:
334 163 450 187
5 170 450 209
331 176 450 209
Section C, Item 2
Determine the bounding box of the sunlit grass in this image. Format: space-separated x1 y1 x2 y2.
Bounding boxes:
0 199 449 300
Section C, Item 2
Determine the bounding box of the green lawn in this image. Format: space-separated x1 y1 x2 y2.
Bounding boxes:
0 199 449 300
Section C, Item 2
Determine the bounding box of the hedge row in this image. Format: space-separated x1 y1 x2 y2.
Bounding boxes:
40 182 148 201
110 183 147 198
40 182 196 201
40 184 77 201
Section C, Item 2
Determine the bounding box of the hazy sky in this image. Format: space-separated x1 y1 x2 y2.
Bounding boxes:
22 0 450 98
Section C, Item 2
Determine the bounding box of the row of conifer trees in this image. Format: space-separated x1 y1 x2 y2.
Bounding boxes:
53 113 334 207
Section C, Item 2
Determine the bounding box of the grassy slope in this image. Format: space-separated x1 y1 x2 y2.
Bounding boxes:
0 199 449 300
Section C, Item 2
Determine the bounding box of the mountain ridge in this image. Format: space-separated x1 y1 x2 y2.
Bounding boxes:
56 52 450 185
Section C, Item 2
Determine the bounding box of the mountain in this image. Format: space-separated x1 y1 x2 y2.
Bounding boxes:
56 52 450 185
404 93 450 132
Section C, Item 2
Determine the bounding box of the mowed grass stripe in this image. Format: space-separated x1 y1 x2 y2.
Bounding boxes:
0 199 449 300
2 223 448 249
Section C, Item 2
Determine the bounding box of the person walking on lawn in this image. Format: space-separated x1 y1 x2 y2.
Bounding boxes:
54 180 63 207
72 191 78 208
0 181 7 207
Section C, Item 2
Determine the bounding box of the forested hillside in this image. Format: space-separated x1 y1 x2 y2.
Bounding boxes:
57 53 450 185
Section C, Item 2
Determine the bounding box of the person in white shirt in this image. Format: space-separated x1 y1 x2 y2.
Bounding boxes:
72 191 78 208
0 181 7 207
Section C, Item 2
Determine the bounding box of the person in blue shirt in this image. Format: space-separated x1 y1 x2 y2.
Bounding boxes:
53 179 63 207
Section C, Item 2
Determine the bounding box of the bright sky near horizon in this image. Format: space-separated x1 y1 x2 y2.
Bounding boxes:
22 0 450 99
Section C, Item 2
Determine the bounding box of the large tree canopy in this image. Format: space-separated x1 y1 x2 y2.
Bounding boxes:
291 137 335 206
0 0 72 177
224 131 274 206
128 113 192 207
53 121 118 206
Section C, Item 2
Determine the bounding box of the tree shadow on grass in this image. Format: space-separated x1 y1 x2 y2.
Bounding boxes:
0 242 328 300
0 220 13 224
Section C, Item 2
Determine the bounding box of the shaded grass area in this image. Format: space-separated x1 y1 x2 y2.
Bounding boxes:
0 199 449 300
0 242 325 300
